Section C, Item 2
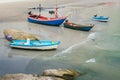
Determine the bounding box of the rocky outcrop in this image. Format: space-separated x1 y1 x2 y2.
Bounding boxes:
0 69 82 80
0 73 38 80
3 29 37 40
38 76 65 80
43 69 81 80
0 74 65 80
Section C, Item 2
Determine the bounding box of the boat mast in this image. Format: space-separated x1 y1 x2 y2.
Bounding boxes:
38 4 41 16
55 5 58 18
55 0 58 18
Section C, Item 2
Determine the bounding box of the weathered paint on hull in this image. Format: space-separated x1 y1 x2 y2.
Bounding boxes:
64 24 93 31
28 17 66 26
93 17 109 22
10 45 59 50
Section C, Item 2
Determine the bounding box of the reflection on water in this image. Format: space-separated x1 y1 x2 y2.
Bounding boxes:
0 0 120 80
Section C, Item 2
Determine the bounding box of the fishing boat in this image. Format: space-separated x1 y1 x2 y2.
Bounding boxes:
63 20 94 31
9 39 61 50
28 4 67 26
92 15 109 22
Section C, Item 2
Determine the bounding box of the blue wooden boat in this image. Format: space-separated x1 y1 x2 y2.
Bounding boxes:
28 4 67 26
9 39 61 50
92 15 109 22
63 21 94 31
28 15 67 26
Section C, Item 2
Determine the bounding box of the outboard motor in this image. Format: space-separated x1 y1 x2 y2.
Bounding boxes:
49 11 55 15
28 11 32 15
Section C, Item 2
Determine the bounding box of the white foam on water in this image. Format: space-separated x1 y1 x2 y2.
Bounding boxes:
85 58 96 63
52 39 90 58
51 32 96 58
87 32 96 41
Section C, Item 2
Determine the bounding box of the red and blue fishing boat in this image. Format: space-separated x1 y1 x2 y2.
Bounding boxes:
28 4 67 26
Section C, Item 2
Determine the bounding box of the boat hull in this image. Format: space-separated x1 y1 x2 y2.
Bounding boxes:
10 45 58 50
93 16 109 22
9 40 60 50
28 17 67 26
64 23 94 31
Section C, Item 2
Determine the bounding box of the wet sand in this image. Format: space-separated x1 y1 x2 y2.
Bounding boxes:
0 0 90 48
0 0 118 49
0 0 79 22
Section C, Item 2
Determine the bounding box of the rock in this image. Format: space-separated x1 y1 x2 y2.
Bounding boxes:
3 29 37 40
43 69 81 80
38 76 65 80
0 74 65 80
0 73 38 80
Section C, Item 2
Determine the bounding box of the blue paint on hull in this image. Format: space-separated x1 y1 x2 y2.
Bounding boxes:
93 16 109 22
9 40 61 50
64 23 94 31
65 26 93 31
9 40 60 47
28 17 66 26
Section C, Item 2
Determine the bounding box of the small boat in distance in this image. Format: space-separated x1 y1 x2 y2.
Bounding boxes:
9 39 61 50
63 20 94 31
28 4 67 26
92 14 109 22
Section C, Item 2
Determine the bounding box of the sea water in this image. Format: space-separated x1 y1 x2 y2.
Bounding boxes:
0 0 120 80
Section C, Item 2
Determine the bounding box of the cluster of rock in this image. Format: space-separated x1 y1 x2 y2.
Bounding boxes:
3 29 37 41
0 69 82 80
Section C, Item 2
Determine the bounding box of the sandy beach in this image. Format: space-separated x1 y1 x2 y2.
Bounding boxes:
0 0 115 41
0 0 79 21
0 0 92 48
0 0 119 55
0 0 115 22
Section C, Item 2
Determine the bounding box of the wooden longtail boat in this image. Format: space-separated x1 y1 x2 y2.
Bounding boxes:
64 21 94 31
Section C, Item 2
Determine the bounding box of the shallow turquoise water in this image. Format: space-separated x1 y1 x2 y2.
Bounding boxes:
0 1 120 80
